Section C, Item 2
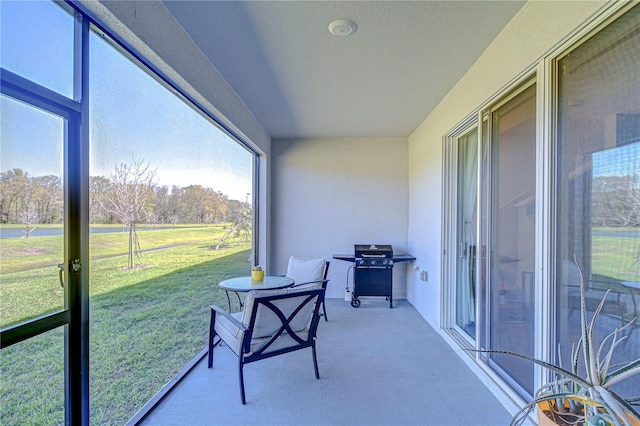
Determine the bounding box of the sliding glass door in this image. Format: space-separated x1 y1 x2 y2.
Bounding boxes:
455 128 478 340
484 83 537 396
555 5 640 399
444 3 639 403
444 81 538 398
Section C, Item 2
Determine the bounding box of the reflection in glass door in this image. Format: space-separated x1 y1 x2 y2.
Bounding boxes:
485 83 537 396
555 5 640 399
455 128 478 340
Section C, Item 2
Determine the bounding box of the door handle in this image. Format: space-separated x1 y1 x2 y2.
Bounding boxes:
58 263 65 288
58 260 81 288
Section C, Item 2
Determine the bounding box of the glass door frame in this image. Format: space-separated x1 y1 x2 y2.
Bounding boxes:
441 114 480 347
481 77 538 398
0 11 90 425
4 0 265 422
442 73 547 403
440 0 634 415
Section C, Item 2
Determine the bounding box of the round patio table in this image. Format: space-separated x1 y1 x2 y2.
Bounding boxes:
219 275 294 311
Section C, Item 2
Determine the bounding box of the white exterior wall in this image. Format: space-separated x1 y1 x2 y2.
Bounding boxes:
407 1 607 328
270 138 409 300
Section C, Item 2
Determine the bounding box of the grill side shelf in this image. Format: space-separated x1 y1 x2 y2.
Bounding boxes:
331 254 416 263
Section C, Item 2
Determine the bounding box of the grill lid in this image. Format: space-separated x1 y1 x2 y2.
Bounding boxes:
354 244 393 258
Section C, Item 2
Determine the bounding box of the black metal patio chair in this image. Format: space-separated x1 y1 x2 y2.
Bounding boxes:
208 283 326 404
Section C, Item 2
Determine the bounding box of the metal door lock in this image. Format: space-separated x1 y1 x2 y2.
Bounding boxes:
72 259 81 272
58 263 65 288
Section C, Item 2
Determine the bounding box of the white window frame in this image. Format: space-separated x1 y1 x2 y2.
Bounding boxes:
441 1 637 414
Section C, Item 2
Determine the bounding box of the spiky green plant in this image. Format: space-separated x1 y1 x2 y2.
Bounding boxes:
478 255 640 426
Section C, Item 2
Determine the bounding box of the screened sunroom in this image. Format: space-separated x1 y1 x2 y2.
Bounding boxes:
1 1 638 425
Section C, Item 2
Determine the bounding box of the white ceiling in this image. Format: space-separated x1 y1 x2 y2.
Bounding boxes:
161 1 526 139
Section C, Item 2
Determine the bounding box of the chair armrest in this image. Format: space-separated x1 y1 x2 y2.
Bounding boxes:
290 280 329 288
210 304 248 331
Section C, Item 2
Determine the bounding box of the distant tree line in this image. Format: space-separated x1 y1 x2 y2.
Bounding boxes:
592 175 640 227
0 167 251 227
0 168 62 227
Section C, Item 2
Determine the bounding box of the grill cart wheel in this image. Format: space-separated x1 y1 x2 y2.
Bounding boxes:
351 298 361 308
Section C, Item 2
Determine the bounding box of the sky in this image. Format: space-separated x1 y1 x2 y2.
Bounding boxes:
0 0 253 202
592 141 640 178
2 0 637 200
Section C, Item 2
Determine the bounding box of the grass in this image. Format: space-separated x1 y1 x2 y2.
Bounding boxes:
592 233 639 282
0 224 243 327
1 224 252 425
0 224 235 275
0 234 63 274
1 224 637 424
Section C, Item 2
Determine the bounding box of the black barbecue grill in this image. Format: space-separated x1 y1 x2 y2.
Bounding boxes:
353 244 394 308
333 245 416 309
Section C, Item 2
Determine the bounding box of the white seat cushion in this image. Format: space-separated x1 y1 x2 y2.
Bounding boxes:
286 256 326 286
214 311 311 357
214 312 243 356
215 283 323 356
242 284 322 337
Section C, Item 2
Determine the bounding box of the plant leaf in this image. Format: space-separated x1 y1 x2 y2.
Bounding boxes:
510 393 586 426
470 348 592 388
605 359 640 388
598 328 622 385
590 289 613 385
608 391 640 422
599 320 635 387
509 400 537 426
594 386 631 426
575 255 602 385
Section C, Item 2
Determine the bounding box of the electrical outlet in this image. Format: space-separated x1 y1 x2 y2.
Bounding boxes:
420 270 428 282
344 289 351 301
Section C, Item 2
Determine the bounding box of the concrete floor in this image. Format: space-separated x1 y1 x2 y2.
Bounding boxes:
139 298 513 426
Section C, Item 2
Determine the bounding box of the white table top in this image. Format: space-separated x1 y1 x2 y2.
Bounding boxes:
218 275 294 292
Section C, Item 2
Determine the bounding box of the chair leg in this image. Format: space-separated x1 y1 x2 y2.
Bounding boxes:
239 357 246 404
208 310 216 368
312 344 320 379
322 300 328 321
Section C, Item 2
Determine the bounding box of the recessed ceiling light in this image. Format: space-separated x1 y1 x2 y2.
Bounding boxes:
328 19 357 37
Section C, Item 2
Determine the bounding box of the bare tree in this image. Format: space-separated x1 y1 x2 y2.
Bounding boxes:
17 208 39 237
592 175 640 227
89 176 112 223
214 200 251 250
99 159 156 269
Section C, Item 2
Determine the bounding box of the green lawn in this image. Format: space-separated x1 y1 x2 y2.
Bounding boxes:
1 225 252 425
1 224 637 425
592 231 639 282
